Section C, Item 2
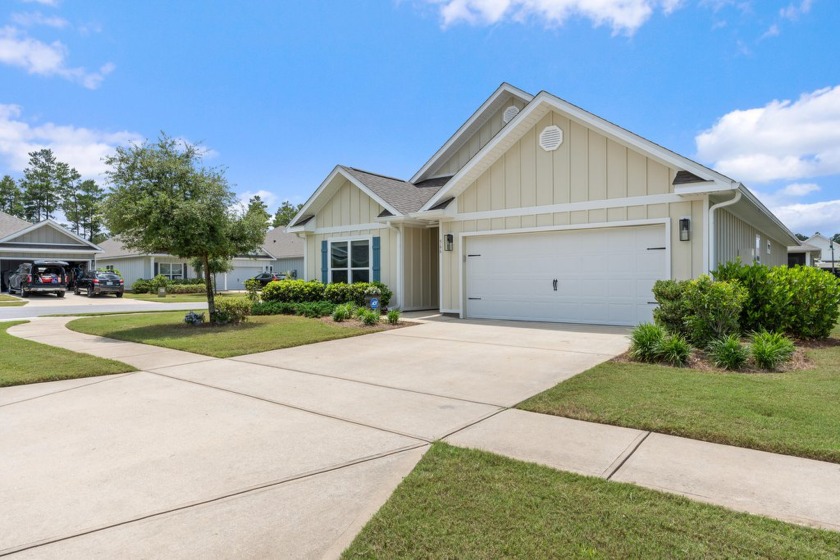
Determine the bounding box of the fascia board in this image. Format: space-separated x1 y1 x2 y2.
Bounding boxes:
410 83 534 184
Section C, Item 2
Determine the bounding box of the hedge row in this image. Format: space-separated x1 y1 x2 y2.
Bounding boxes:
251 300 336 318
261 280 392 307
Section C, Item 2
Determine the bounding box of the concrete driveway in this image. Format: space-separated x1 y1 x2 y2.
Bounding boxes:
1 316 629 558
0 291 206 321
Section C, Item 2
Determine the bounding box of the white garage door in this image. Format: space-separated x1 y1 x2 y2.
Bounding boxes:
465 225 667 326
224 266 264 291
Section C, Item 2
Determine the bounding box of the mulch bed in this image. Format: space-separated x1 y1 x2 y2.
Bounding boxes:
614 346 814 374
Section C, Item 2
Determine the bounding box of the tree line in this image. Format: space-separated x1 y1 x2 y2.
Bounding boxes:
0 149 106 242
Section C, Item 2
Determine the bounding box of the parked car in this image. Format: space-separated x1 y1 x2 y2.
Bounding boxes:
251 272 286 286
75 270 124 298
8 260 69 297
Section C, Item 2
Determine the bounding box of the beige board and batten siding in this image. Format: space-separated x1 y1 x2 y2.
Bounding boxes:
402 226 439 310
433 97 529 178
13 227 88 246
715 209 788 268
304 178 399 304
440 110 706 312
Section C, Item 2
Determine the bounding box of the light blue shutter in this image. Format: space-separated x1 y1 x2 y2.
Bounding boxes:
321 240 328 283
372 236 381 282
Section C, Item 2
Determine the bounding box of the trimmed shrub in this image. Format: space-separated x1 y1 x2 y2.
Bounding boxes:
714 260 790 334
751 331 795 371
261 279 325 303
170 278 204 285
387 308 401 325
786 266 840 339
212 297 251 325
682 275 746 348
149 274 170 289
708 335 749 371
371 281 392 308
323 281 393 307
131 278 152 294
251 300 335 318
629 323 667 363
166 283 206 294
657 334 691 367
652 279 689 336
244 278 261 303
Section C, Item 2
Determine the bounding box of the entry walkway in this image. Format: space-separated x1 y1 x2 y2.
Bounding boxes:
2 315 838 558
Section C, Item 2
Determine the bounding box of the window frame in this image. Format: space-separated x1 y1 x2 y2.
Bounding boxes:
158 262 185 281
328 236 372 284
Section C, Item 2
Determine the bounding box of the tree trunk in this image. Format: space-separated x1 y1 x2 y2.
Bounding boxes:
203 254 216 321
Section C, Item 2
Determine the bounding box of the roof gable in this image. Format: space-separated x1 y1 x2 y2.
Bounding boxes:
0 218 102 251
411 83 533 184
262 226 304 259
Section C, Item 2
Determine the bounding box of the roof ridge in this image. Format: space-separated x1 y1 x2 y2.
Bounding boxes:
345 166 409 184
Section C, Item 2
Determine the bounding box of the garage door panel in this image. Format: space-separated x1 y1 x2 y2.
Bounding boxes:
465 225 667 326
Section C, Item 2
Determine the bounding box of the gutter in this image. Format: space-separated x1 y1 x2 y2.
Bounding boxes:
708 189 742 273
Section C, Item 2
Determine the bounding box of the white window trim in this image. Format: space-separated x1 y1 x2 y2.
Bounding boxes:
328 236 373 284
158 262 185 280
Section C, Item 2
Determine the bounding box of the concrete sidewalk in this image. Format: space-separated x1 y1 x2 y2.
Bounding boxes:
445 409 840 532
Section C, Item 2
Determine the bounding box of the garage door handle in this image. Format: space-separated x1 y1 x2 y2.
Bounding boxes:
468 297 482 300
552 279 558 291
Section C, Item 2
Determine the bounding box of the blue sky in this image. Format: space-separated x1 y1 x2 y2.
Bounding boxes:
1 0 837 236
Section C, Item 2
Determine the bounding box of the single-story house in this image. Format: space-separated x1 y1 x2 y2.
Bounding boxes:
0 211 102 292
97 227 304 290
288 83 799 326
789 233 837 271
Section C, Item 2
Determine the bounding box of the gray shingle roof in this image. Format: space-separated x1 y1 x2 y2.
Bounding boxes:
341 167 450 215
0 211 31 239
262 227 304 259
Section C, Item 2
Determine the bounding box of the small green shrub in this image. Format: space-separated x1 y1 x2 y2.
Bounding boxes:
170 278 204 285
323 282 393 307
324 282 354 304
261 279 325 303
212 297 252 325
657 334 691 367
332 304 352 322
355 305 368 319
751 331 795 371
149 274 170 289
244 278 261 303
708 335 749 370
360 309 380 326
682 275 746 348
652 279 689 336
786 266 840 339
629 323 666 363
131 279 152 294
387 309 401 325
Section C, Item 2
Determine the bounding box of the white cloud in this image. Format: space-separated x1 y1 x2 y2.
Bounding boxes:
780 0 812 21
425 0 683 35
696 86 840 183
772 199 840 237
759 23 779 40
237 189 279 212
0 26 114 89
21 0 60 6
10 11 68 28
0 104 142 177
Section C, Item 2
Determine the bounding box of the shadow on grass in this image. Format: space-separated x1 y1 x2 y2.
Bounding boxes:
101 321 261 342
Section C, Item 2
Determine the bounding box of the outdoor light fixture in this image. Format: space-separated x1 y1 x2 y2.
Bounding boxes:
679 218 691 242
444 234 454 251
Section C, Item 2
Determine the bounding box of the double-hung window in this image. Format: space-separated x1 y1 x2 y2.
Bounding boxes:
159 262 184 280
330 239 370 283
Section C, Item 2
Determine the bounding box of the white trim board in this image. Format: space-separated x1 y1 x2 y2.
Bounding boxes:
310 223 389 235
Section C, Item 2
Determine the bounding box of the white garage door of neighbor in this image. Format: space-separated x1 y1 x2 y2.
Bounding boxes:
465 226 667 326
225 267 264 290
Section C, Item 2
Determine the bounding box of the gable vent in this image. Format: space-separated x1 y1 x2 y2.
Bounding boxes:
502 105 520 124
539 125 564 152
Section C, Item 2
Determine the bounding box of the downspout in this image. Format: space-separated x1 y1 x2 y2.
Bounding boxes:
708 189 742 273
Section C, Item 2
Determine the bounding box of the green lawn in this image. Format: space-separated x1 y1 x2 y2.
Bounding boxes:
67 311 383 358
0 294 26 306
0 321 135 387
343 443 840 559
519 323 840 463
123 292 236 303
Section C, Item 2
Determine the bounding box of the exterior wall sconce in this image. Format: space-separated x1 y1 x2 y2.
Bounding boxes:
444 234 454 251
679 218 691 241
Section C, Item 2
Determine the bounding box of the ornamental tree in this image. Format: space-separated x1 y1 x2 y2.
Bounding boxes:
103 134 266 320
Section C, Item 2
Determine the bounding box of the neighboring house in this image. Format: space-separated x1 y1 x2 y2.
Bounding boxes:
97 227 304 290
792 233 837 271
288 83 799 326
787 242 822 267
0 211 102 292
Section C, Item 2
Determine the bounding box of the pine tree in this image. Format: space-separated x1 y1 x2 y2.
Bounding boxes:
0 175 25 218
20 149 78 221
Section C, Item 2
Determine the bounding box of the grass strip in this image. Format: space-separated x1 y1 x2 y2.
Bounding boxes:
344 443 840 559
0 321 135 387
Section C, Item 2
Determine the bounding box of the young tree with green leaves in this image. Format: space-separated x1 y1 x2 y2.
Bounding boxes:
103 134 267 320
0 175 25 218
247 195 271 228
272 200 303 227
